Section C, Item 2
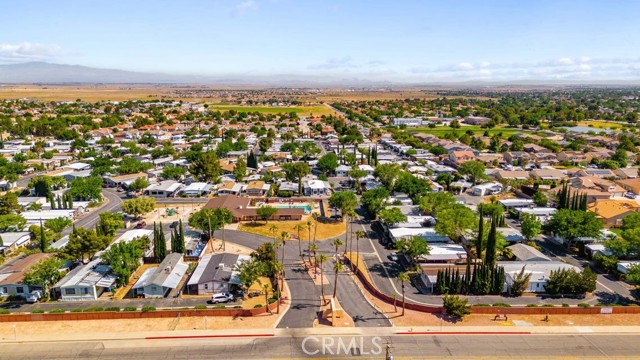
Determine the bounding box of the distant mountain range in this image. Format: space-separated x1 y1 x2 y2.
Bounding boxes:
0 62 395 86
1 62 639 86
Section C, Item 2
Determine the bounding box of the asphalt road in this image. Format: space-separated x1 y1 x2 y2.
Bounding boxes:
3 334 640 359
59 189 124 238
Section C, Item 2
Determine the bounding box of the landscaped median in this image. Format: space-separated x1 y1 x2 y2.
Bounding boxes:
342 254 640 316
0 300 280 322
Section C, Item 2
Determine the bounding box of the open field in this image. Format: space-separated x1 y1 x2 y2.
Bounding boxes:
0 85 175 102
238 219 346 241
205 104 334 116
578 120 628 130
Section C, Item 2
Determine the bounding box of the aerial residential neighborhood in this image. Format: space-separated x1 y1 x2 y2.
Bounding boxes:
2 1 640 359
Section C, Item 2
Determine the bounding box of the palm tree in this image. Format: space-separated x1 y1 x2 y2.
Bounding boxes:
333 260 344 299
317 253 328 304
332 238 344 255
294 223 305 257
353 230 366 275
269 224 279 245
345 208 357 255
306 219 312 261
279 231 290 292
309 242 318 269
217 208 233 251
262 282 271 314
311 212 319 244
397 272 410 316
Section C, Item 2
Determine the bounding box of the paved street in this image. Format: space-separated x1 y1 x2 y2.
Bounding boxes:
3 333 640 359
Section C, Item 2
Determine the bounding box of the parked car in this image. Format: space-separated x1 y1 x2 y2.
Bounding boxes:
26 290 43 304
135 221 147 229
116 187 124 192
210 292 234 304
387 252 399 262
625 192 637 199
169 221 179 228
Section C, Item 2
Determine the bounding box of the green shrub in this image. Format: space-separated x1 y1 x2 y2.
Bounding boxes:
562 303 570 307
578 303 590 308
492 303 511 307
83 307 104 312
31 309 45 314
48 308 65 313
70 308 83 313
473 303 491 307
0 309 11 314
254 304 263 308
123 306 137 312
213 305 225 309
104 307 120 312
542 304 555 308
194 305 207 310
526 304 538 307
141 306 156 312
233 305 242 309
268 298 277 304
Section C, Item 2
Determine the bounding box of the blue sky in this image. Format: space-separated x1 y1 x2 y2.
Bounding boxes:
1 0 639 82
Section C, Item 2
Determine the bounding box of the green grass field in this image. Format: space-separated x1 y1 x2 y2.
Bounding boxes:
578 120 627 130
205 104 334 117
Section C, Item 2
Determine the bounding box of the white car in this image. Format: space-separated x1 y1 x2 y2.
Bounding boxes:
210 292 234 304
625 192 637 199
26 290 43 303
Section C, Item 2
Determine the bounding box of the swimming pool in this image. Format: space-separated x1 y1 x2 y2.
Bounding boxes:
276 205 312 212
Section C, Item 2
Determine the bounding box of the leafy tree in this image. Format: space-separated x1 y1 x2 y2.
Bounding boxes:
44 217 73 233
64 227 110 263
379 207 408 227
101 240 144 287
394 172 431 200
434 204 477 243
256 205 278 224
521 213 542 241
121 197 156 219
544 267 597 295
626 264 640 284
22 257 64 300
189 150 221 183
283 162 310 194
128 177 150 192
317 153 339 175
374 163 401 191
68 176 103 201
395 236 429 269
610 148 628 168
233 156 247 182
236 258 264 297
97 212 125 237
28 176 66 197
161 165 187 181
258 137 273 152
435 173 454 192
189 208 217 239
0 192 21 215
443 294 471 320
532 191 548 207
418 192 456 217
361 187 390 218
0 214 26 231
623 213 640 231
543 209 603 247
509 266 532 296
458 161 486 185
328 191 358 217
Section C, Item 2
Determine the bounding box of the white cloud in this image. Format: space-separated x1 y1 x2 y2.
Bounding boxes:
233 0 257 16
555 57 574 66
308 56 356 70
0 42 62 62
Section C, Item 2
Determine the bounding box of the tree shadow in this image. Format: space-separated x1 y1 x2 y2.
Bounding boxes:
368 261 404 279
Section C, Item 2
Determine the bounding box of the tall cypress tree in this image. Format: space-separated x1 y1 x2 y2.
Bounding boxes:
484 216 498 270
68 193 73 209
178 219 185 253
157 223 167 261
39 220 46 252
57 196 62 209
476 207 484 259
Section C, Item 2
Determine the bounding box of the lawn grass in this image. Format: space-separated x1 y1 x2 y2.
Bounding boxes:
237 219 346 241
578 120 627 130
206 104 333 117
241 276 273 309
